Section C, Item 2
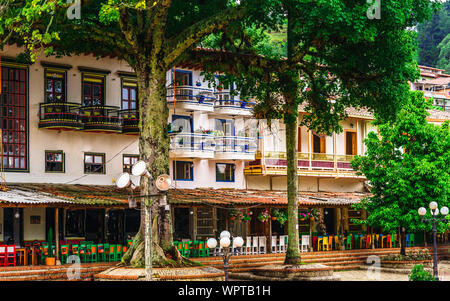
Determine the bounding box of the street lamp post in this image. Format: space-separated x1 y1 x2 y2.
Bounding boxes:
207 231 244 281
417 202 449 281
116 160 172 281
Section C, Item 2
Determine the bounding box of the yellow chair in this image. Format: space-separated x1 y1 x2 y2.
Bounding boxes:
322 237 329 251
334 235 340 250
327 236 333 250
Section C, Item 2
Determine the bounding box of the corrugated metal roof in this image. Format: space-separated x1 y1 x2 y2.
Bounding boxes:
0 184 368 208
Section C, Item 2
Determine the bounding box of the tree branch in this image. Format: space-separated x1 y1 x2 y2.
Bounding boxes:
164 5 247 66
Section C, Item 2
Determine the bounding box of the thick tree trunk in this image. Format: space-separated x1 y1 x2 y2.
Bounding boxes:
284 118 301 265
120 58 179 268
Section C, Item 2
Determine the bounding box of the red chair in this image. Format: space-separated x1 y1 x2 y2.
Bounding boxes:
6 245 16 266
312 236 318 251
365 235 371 249
386 234 392 248
0 245 6 267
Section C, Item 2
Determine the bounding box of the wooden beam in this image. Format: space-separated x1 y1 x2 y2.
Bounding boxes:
55 208 59 261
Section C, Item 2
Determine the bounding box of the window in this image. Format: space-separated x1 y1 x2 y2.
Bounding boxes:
216 163 235 182
121 82 138 110
45 70 65 103
82 75 104 106
1 65 27 170
123 154 138 173
173 161 193 181
345 131 357 155
65 209 85 237
45 151 64 172
312 133 326 154
215 119 235 136
172 115 192 133
173 70 192 86
84 153 105 174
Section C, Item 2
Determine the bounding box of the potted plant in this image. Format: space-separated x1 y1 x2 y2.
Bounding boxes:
257 209 271 223
240 210 252 223
195 80 202 87
217 83 224 91
271 209 288 226
45 227 56 266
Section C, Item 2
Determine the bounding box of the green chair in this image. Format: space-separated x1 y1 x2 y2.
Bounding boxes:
102 243 110 262
71 244 80 260
390 233 396 248
192 241 200 257
345 235 352 250
116 245 123 261
89 245 98 263
60 245 70 264
197 241 208 257
79 243 88 263
182 241 191 258
40 244 50 263
409 234 415 247
108 245 116 262
354 234 360 249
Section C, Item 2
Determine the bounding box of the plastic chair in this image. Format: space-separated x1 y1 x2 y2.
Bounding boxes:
198 241 208 257
108 245 116 262
345 235 352 250
405 234 410 247
301 235 310 252
279 235 287 253
271 236 279 253
252 236 259 254
312 236 318 251
115 245 122 261
245 236 252 255
90 245 98 262
182 241 191 258
6 245 16 266
40 244 50 263
390 234 396 248
60 245 70 264
353 234 360 249
317 236 324 251
365 235 371 249
192 241 200 257
409 234 415 247
0 245 6 266
258 236 267 254
334 235 341 250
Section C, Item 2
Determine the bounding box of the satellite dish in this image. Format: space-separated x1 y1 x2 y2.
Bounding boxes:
155 174 172 191
116 173 133 189
132 160 151 178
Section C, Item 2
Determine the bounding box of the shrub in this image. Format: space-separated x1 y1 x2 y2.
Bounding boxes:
408 265 436 281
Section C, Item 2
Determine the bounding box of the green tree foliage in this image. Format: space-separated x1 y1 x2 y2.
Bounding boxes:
352 92 450 255
190 0 439 263
409 264 436 281
437 33 450 73
417 0 450 67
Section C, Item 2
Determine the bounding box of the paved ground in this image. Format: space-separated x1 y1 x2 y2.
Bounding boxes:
335 262 450 281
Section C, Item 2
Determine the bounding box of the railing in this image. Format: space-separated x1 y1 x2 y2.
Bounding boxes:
80 105 122 132
167 85 216 105
214 136 258 155
214 98 255 111
248 151 356 171
119 109 139 133
169 133 215 154
38 102 83 129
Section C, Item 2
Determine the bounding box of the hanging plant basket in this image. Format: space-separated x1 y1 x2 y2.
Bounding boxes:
271 216 277 221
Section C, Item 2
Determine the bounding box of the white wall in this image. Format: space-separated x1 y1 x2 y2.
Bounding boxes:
23 208 46 241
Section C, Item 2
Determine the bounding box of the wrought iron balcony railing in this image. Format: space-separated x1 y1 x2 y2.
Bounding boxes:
38 102 83 130
80 105 122 133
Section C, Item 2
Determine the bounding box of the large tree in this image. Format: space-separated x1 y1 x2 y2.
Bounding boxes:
352 92 450 255
188 0 439 264
0 0 251 268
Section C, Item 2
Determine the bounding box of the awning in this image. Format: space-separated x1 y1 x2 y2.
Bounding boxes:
0 184 130 208
0 184 369 209
169 188 369 208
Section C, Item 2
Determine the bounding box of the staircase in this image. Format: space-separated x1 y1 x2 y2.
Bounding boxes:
0 262 117 281
194 245 450 274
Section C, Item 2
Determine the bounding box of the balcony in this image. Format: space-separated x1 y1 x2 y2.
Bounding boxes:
213 94 255 116
120 109 139 135
214 136 257 160
38 102 84 130
166 86 215 112
80 105 122 133
169 133 215 159
244 152 360 178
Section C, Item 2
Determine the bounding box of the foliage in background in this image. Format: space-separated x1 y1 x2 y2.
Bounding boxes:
417 0 450 68
352 91 450 254
409 264 437 281
437 33 450 73
272 209 288 226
